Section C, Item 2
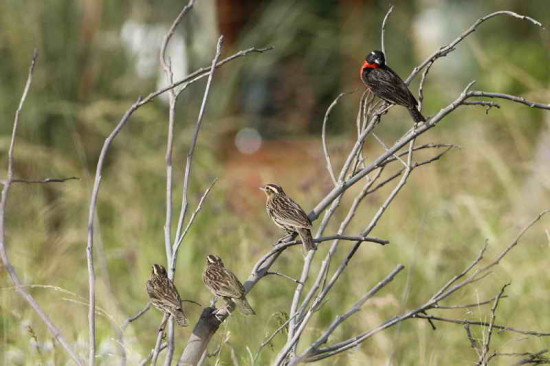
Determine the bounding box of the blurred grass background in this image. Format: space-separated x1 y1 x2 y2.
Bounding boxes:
0 0 549 365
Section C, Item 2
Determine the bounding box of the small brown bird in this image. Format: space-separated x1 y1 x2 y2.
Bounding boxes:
260 184 315 251
146 264 189 327
203 255 255 315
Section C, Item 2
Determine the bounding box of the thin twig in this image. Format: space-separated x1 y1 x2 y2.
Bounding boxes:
266 272 302 284
152 37 223 365
0 51 84 366
478 283 510 365
467 91 550 110
417 60 434 110
296 170 385 327
287 251 315 350
321 93 348 185
465 324 480 356
139 344 167 366
119 304 152 366
171 178 218 271
295 265 405 364
380 5 394 57
6 176 79 184
172 36 224 260
160 4 197 360
434 294 508 309
406 11 543 84
254 313 299 363
414 314 550 337
252 235 388 274
84 39 269 366
151 314 169 366
304 210 549 362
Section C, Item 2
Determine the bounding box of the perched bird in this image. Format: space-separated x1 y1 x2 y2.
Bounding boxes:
146 264 189 327
203 255 255 315
259 184 315 251
360 50 426 123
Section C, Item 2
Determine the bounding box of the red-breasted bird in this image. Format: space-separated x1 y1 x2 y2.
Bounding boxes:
360 50 425 123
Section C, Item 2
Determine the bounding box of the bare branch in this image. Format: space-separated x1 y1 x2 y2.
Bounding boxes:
294 265 405 364
431 242 488 302
172 36 224 262
266 271 302 284
417 59 434 110
467 91 550 110
380 5 394 57
179 307 223 365
406 11 543 84
171 178 217 270
488 349 550 365
287 251 315 350
151 314 169 366
465 324 481 356
462 101 501 113
139 344 167 366
118 304 151 366
159 4 196 362
478 283 509 365
0 51 84 366
413 314 550 337
305 209 549 362
255 313 298 362
6 176 79 184
434 294 508 310
83 36 269 366
322 92 348 185
477 210 549 275
253 234 388 274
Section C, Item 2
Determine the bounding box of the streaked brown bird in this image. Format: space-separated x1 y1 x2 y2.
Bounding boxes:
203 255 255 315
146 264 189 327
260 184 316 251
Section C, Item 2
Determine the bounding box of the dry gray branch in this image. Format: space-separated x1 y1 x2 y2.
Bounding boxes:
0 51 84 366
380 5 394 58
118 303 152 366
301 211 549 363
478 284 510 365
321 92 348 185
4 176 79 184
172 35 224 264
406 10 543 84
85 38 272 366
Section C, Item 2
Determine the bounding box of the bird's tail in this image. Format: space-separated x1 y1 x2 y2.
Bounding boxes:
297 228 316 251
173 309 189 327
234 296 255 315
409 107 426 123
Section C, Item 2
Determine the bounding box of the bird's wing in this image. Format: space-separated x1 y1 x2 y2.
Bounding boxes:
217 268 246 299
147 278 182 308
367 67 418 108
204 267 245 299
271 196 312 229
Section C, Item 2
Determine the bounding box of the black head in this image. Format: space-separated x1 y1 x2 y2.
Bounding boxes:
151 264 168 277
259 183 285 197
365 50 386 66
206 254 224 267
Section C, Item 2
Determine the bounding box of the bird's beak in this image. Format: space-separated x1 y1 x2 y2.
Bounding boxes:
259 186 266 191
374 58 382 65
